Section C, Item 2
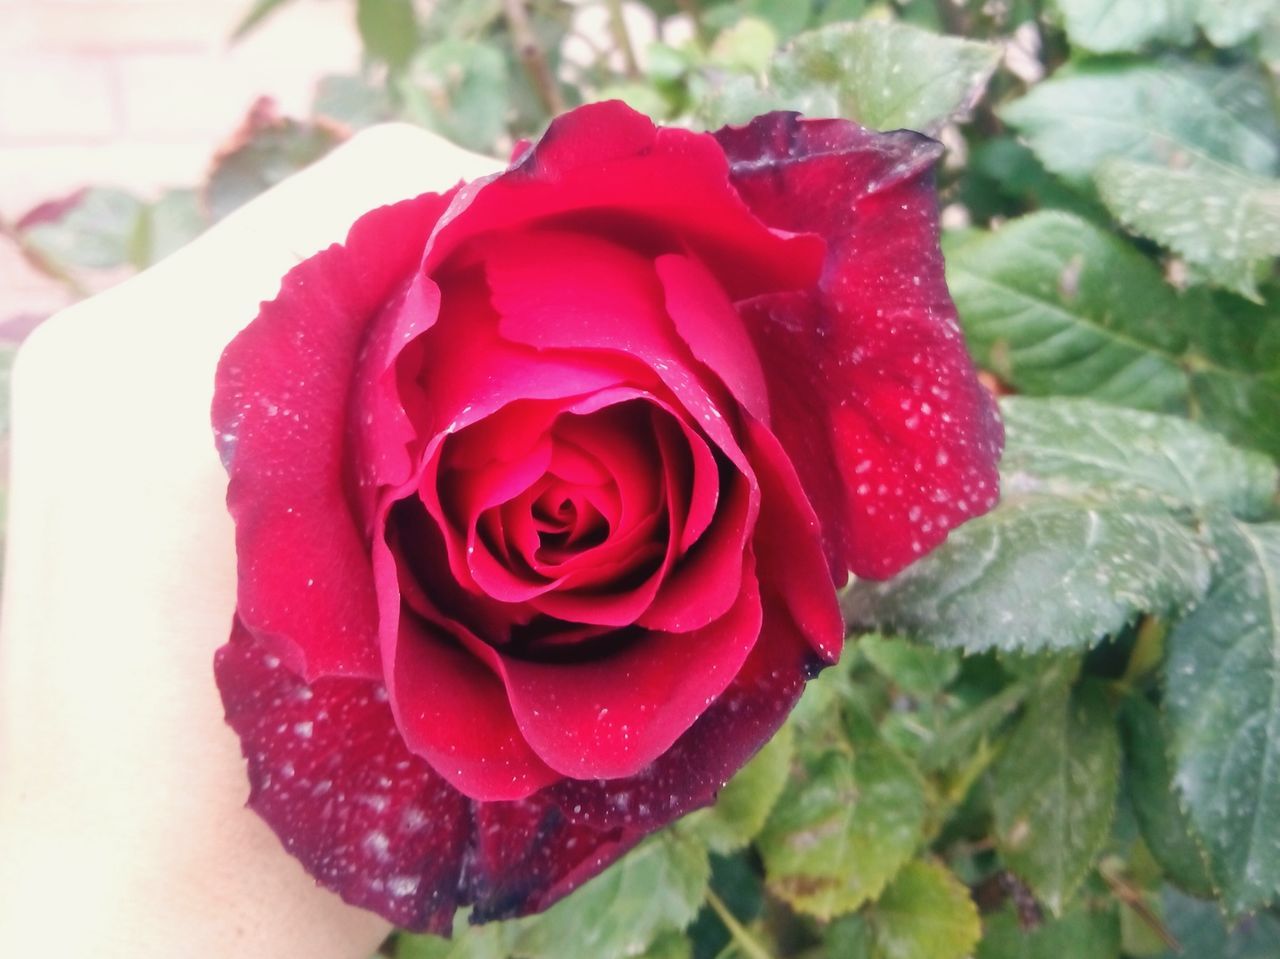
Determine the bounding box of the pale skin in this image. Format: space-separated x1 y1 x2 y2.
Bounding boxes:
0 126 503 957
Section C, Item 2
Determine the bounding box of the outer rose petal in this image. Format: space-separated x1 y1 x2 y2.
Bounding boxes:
214 622 743 930
422 101 824 300
214 192 455 679
387 612 561 802
215 620 470 932
715 113 1003 581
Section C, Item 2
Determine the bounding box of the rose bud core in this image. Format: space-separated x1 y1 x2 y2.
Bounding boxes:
212 102 1002 931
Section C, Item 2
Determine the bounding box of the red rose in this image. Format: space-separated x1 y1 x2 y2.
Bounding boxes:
212 103 1002 932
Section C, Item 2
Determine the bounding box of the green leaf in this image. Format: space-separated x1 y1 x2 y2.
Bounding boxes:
991 679 1121 914
230 0 299 41
844 478 1212 654
774 20 1000 132
707 16 778 73
858 634 960 697
1097 159 1280 302
509 831 709 959
312 73 396 128
205 108 344 221
1165 518 1280 914
683 724 793 854
825 914 875 958
1197 0 1276 46
758 733 926 919
702 20 999 133
977 902 1122 959
1118 696 1214 896
946 212 1190 410
356 0 420 72
20 188 147 270
917 677 1032 771
997 397 1278 519
867 860 981 959
1050 0 1197 53
139 189 207 266
1157 886 1280 958
422 0 503 41
1184 305 1280 461
399 40 511 153
1000 61 1279 187
633 932 691 959
845 398 1275 653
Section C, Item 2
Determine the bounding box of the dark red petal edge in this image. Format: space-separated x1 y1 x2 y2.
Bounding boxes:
216 585 831 932
715 113 1003 581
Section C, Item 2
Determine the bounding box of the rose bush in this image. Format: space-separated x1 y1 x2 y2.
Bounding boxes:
212 101 1002 932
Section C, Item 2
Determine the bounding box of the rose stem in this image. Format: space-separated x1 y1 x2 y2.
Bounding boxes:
706 889 776 959
604 0 642 79
503 0 567 115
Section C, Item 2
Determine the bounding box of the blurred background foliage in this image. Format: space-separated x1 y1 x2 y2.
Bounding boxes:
5 1 1280 957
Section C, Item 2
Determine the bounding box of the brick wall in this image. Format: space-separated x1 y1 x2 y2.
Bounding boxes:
0 0 362 320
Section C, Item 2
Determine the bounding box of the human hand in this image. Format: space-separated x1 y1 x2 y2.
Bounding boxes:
0 125 502 957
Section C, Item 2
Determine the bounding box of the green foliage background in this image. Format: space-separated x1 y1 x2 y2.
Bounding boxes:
9 1 1280 956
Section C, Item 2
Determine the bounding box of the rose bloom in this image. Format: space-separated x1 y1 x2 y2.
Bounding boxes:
212 102 1002 932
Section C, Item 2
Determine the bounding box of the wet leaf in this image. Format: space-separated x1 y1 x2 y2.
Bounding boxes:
991 679 1121 914
845 399 1275 653
947 212 1191 411
996 398 1278 519
1157 886 1280 958
1000 61 1278 187
1119 696 1214 896
703 19 999 133
1097 159 1280 302
1049 0 1196 53
1166 518 1280 914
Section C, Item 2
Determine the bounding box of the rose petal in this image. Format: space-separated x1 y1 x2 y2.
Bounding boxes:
637 465 752 633
744 417 845 663
481 228 757 485
496 558 761 780
466 797 639 922
398 269 637 448
387 612 561 802
423 101 823 300
214 619 470 932
551 578 828 832
715 113 1003 581
214 192 454 679
656 252 769 422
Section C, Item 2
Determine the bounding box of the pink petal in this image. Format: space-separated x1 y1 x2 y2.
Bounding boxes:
213 192 454 679
715 113 1003 580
